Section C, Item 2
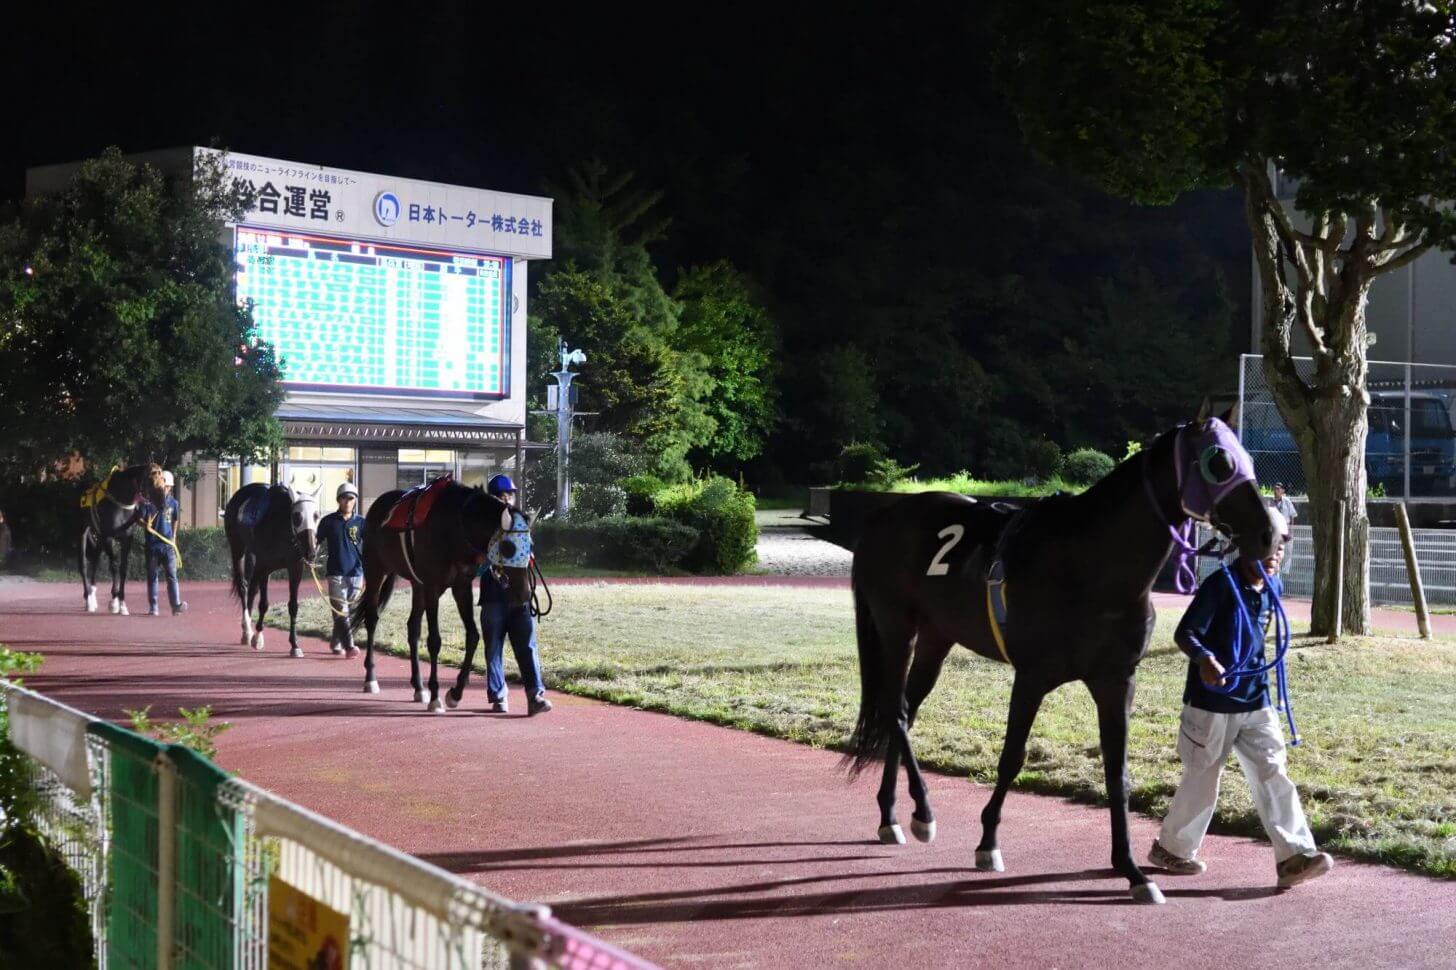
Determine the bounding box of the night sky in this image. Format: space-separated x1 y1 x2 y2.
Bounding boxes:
4 6 1244 271
4 5 1251 475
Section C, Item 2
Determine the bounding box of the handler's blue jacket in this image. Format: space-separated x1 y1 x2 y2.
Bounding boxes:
1175 566 1281 714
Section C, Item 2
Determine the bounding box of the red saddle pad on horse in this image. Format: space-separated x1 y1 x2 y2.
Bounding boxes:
382 475 453 533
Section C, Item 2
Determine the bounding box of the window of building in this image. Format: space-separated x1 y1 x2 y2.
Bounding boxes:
397 449 455 490
283 446 357 507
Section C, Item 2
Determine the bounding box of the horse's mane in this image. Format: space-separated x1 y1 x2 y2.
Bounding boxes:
1003 428 1175 571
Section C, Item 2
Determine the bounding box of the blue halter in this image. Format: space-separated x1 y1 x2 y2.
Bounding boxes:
1212 560 1300 745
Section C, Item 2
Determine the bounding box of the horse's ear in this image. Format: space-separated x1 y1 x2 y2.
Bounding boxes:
1220 403 1241 430
1195 396 1213 423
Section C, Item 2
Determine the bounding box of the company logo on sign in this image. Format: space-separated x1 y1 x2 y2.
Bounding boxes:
374 192 401 227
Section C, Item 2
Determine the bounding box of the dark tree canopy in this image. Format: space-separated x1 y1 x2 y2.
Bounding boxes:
993 0 1456 634
0 149 283 476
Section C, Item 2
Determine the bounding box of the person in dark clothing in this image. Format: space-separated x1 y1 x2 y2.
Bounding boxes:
316 481 365 657
140 470 187 616
478 474 550 715
1149 507 1333 888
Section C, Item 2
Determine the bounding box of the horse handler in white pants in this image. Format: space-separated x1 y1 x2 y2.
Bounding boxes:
1149 507 1334 889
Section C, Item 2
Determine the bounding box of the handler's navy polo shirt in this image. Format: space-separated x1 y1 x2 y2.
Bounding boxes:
316 512 365 578
1175 566 1281 713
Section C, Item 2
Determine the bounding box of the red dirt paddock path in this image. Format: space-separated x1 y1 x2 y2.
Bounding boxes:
2 579 1453 969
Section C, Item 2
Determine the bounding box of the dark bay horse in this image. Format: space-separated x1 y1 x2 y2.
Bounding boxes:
353 480 532 711
847 414 1273 905
79 464 165 614
223 482 320 657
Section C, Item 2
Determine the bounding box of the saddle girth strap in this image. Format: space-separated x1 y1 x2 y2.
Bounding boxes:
985 559 1011 664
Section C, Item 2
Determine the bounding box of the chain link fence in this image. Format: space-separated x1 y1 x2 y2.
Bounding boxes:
1239 353 1456 501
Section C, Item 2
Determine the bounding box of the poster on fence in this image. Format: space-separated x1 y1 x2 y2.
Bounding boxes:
268 874 349 970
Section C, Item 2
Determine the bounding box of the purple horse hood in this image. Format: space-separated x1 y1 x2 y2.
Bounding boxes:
1175 418 1257 522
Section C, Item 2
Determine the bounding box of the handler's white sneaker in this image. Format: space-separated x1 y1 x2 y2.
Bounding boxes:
1277 851 1333 888
1148 840 1206 875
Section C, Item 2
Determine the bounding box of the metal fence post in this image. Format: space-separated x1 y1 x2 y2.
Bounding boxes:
1394 503 1433 638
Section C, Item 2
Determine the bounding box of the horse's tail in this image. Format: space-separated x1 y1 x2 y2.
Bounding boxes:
844 580 902 777
351 572 395 633
228 538 246 604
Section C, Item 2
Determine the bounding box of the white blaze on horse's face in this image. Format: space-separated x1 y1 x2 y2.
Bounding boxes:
289 491 320 558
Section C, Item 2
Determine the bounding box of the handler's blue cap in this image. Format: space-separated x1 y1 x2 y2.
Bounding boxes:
486 474 516 496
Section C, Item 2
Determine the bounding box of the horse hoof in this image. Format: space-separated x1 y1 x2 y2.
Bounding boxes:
85 592 97 612
117 603 129 616
364 680 380 694
1132 882 1166 905
444 688 461 710
878 824 906 845
250 633 265 651
426 698 445 713
975 849 1005 872
240 634 251 645
412 688 426 703
911 818 937 844
109 598 121 615
289 646 304 659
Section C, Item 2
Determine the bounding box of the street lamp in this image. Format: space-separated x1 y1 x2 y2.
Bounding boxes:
546 342 589 516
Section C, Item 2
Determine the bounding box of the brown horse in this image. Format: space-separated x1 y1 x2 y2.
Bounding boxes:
353 480 532 711
847 412 1272 904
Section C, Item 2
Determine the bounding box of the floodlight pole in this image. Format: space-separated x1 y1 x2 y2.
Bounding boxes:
550 341 586 517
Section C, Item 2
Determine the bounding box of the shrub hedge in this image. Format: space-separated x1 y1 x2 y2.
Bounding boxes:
534 516 699 573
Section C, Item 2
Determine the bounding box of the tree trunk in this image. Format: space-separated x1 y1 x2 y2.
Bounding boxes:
1243 163 1373 636
1297 386 1371 635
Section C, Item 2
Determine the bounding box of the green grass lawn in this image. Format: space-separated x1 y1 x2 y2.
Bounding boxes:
281 584 1456 879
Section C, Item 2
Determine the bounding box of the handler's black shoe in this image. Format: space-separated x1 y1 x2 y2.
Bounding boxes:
528 695 553 716
1277 851 1333 888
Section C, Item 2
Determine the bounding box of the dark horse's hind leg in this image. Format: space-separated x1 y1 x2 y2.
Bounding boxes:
360 561 386 693
423 591 445 713
1089 675 1163 904
445 579 479 710
80 528 100 612
406 585 426 703
877 632 954 844
975 672 1048 873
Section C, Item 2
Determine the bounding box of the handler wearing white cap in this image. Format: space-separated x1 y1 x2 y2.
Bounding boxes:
316 480 365 656
141 470 187 616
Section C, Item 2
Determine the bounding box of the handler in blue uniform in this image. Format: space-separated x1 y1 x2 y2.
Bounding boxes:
1149 507 1333 888
141 470 188 616
479 474 551 715
316 481 365 657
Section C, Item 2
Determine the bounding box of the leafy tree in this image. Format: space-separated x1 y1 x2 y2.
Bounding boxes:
815 345 884 454
0 148 283 477
994 0 1456 634
672 261 779 466
530 269 685 473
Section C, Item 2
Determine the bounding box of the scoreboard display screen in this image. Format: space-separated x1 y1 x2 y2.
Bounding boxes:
234 227 509 398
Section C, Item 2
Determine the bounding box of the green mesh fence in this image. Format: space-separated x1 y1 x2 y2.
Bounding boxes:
89 720 165 970
170 745 244 970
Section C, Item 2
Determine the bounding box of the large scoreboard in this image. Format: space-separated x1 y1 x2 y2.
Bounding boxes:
235 227 510 398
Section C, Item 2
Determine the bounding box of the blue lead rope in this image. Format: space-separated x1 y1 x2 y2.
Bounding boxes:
1213 562 1300 745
